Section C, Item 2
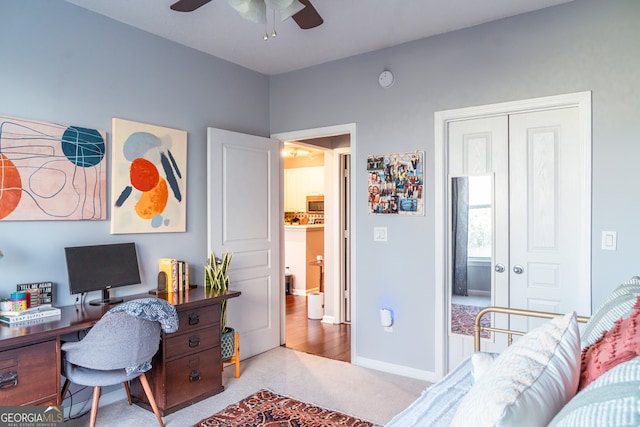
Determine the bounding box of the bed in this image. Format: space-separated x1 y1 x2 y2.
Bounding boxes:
386 277 640 427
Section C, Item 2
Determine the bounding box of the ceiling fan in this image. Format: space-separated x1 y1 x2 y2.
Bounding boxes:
170 0 323 30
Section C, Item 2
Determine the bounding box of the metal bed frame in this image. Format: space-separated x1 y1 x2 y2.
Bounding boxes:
473 306 590 352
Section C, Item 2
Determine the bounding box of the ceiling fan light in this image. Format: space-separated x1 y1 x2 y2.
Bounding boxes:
265 0 305 22
227 0 266 24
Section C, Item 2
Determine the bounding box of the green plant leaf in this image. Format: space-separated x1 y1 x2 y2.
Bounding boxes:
204 250 233 332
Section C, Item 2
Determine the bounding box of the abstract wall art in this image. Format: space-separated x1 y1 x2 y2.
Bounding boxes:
367 150 424 216
111 118 187 234
0 115 106 221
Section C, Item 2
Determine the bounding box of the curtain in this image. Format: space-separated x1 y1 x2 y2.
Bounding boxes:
452 177 469 296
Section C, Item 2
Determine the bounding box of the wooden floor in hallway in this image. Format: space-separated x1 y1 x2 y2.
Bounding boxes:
285 294 351 363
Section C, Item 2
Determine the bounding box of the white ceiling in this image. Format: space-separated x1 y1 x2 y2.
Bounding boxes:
65 0 573 76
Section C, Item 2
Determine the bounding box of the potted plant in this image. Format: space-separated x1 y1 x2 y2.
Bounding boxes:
204 251 235 360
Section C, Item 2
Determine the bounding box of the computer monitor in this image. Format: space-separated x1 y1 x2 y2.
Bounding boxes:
64 242 141 306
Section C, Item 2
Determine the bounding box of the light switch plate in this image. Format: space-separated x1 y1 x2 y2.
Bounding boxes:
601 231 617 251
373 227 387 241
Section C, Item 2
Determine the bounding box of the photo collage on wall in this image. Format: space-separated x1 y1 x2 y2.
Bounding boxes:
367 151 424 215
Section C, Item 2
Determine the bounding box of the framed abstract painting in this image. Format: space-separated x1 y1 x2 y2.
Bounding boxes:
111 118 187 234
0 115 106 221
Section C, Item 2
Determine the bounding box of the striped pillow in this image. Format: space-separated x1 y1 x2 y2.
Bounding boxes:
581 277 640 348
548 356 640 427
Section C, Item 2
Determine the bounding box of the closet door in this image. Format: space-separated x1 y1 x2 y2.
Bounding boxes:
508 107 590 331
447 115 509 370
446 106 590 370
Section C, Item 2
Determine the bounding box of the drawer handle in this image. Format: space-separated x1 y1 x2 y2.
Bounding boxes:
189 370 201 382
0 371 18 390
188 313 200 325
189 336 201 347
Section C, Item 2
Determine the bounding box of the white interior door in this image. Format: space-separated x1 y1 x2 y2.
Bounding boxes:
207 128 280 359
446 105 591 370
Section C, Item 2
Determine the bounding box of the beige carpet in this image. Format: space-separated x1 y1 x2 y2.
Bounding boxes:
63 346 429 427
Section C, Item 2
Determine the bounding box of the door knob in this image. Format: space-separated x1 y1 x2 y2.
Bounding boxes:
495 263 505 273
513 265 524 274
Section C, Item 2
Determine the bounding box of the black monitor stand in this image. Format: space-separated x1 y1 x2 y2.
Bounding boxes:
89 288 124 306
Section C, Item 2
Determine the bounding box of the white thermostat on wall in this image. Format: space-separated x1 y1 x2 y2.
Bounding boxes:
378 70 395 88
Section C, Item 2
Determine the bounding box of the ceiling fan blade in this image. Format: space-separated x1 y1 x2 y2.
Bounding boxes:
292 0 323 29
170 0 214 12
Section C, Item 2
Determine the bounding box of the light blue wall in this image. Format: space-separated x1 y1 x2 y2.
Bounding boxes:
0 1 270 307
2 0 639 377
270 0 640 372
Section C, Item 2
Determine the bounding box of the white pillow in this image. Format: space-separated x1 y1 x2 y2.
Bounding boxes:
470 352 499 384
450 312 580 427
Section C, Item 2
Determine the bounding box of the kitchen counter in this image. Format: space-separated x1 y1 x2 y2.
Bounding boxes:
284 224 325 229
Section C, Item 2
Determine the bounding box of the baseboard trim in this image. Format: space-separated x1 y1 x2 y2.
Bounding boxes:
321 315 335 324
98 388 128 407
292 288 323 296
467 290 490 298
353 355 439 383
63 385 127 412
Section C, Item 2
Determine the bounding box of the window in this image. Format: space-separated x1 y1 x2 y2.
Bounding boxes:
467 175 492 258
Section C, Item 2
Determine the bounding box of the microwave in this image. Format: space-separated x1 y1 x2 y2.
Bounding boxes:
306 195 324 213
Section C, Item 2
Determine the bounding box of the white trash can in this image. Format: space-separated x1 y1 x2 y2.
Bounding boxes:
307 292 324 320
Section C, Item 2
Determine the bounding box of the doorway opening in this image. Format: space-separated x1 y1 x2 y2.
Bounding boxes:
273 124 355 363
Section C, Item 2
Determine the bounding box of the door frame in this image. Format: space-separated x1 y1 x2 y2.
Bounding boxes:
272 123 356 361
433 92 592 379
336 148 351 323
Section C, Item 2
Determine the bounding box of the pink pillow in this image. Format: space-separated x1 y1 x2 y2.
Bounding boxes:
579 295 640 390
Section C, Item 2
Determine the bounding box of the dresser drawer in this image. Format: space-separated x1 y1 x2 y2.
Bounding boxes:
0 340 58 405
165 347 222 408
164 328 219 360
175 304 219 334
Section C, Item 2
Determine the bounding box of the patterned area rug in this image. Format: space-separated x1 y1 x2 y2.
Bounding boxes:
194 389 379 427
451 303 491 338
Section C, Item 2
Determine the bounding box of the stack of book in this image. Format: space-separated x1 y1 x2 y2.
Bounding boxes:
0 304 61 325
159 258 190 293
27 288 41 308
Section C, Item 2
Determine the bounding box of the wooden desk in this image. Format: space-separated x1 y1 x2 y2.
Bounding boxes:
0 288 239 410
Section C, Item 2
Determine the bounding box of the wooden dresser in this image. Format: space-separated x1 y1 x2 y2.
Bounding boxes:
130 288 240 416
